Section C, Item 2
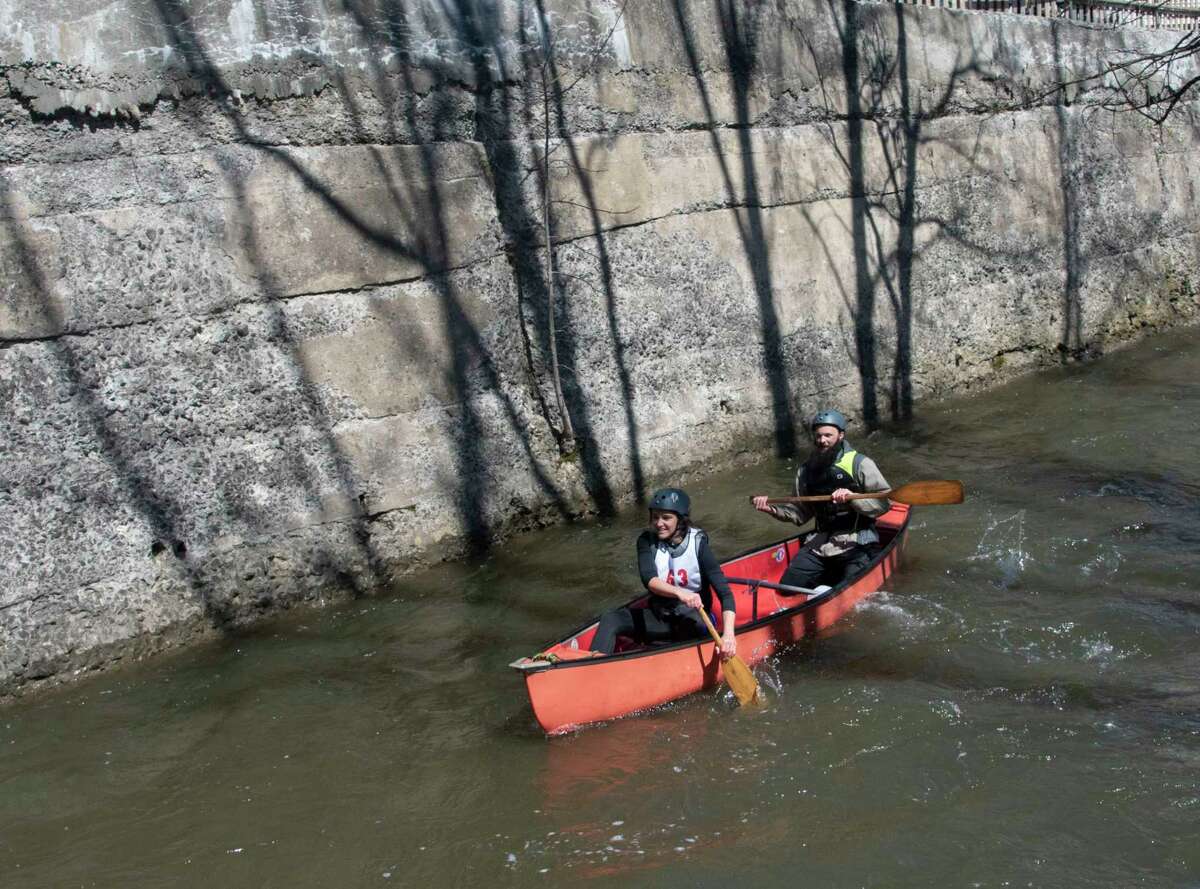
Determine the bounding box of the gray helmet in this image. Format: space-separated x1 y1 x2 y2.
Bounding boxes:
649 487 691 517
811 409 847 432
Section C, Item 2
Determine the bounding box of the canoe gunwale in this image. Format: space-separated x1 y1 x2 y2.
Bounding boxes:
511 507 910 675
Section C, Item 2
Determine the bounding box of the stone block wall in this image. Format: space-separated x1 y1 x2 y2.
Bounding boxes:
1 0 1198 693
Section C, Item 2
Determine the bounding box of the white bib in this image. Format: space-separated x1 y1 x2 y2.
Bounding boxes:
653 526 703 592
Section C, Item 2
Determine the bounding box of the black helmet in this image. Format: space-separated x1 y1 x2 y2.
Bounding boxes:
649 487 691 517
811 409 847 432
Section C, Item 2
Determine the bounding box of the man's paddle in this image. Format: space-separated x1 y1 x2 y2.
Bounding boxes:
755 479 964 507
696 609 759 706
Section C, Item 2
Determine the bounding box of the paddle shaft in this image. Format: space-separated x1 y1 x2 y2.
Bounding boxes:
696 607 726 647
766 492 890 503
696 608 760 706
756 479 964 507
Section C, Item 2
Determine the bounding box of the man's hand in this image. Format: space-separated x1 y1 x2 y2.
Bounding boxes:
831 488 853 503
678 590 702 610
751 495 774 513
719 631 738 660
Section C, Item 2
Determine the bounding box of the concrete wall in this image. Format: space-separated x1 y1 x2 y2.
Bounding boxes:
2 0 1198 694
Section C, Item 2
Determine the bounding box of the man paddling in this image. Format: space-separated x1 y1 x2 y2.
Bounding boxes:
751 409 891 591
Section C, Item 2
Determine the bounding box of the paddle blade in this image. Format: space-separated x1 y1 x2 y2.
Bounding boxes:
887 479 964 506
721 655 760 706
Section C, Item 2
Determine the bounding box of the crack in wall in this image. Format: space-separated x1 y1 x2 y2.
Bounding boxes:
5 160 1197 350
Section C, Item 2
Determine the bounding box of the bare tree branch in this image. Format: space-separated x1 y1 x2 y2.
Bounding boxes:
1031 27 1200 123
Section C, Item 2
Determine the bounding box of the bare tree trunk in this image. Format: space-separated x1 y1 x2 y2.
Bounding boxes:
541 72 576 454
527 4 630 456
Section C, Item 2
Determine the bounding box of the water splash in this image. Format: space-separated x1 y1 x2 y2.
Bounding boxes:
968 511 1030 588
857 592 936 637
1007 622 1135 667
749 652 786 701
931 699 964 723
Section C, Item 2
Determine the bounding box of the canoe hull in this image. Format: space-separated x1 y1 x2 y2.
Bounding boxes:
516 504 910 735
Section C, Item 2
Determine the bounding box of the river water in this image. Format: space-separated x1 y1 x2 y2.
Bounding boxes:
3 330 1199 888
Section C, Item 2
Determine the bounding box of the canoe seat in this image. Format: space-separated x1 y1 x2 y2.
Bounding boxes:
766 584 830 615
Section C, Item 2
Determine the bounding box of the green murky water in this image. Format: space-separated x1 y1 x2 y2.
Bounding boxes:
3 330 1199 888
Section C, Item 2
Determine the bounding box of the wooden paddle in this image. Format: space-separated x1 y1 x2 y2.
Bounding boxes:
755 479 964 507
696 609 759 706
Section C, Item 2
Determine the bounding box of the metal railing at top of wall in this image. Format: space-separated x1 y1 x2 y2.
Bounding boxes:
863 0 1200 30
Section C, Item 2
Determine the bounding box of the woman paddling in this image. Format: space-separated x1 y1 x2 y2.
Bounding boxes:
590 488 738 657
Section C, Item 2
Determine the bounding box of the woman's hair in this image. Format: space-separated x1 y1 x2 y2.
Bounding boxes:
672 514 691 540
650 508 690 543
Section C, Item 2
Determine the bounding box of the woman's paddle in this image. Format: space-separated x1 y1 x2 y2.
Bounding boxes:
696 609 759 706
755 479 964 507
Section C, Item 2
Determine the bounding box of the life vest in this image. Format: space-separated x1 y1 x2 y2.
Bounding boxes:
653 525 703 592
804 442 873 535
651 526 706 617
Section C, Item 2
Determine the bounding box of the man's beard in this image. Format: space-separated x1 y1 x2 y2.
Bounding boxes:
806 442 839 471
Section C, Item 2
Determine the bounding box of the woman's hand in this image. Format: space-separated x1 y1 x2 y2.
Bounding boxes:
678 590 703 610
719 631 737 660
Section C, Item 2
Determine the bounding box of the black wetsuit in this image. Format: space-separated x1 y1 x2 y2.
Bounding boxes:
590 527 736 654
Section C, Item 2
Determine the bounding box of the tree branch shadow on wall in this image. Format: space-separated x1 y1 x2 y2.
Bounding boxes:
833 0 940 427
529 0 648 506
1051 21 1087 361
0 186 385 641
1 0 593 662
669 0 799 458
10 0 1154 681
331 0 599 547
334 0 650 517
793 1 1050 428
668 0 1022 438
0 177 232 637
163 0 597 554
4 0 685 670
441 0 624 518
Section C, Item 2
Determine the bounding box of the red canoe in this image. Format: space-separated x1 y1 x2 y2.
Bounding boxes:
511 503 911 734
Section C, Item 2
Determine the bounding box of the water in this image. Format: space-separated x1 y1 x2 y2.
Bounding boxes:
3 330 1200 888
